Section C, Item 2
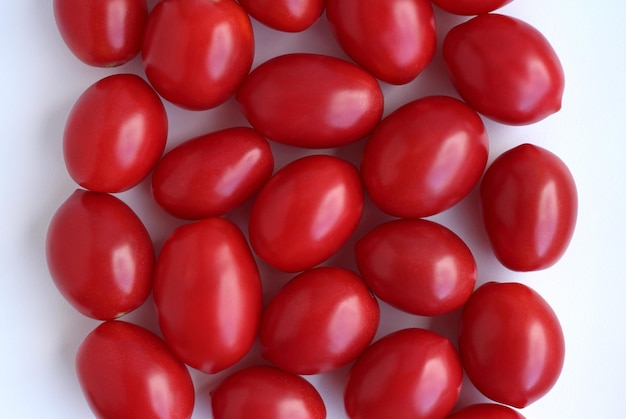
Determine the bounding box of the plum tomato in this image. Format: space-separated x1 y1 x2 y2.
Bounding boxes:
238 0 324 32
153 218 263 374
431 0 513 16
211 365 326 419
443 14 565 125
142 0 254 110
151 127 274 219
344 328 463 419
53 0 147 67
45 190 154 320
458 282 565 408
355 218 476 316
361 95 488 218
326 0 436 85
260 267 379 375
236 53 383 148
76 320 195 419
446 403 526 419
248 155 364 272
480 143 577 271
63 73 167 193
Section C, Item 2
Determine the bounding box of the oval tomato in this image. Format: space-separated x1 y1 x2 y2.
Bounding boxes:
355 218 476 316
446 403 526 419
211 365 326 419
45 190 154 320
142 0 254 110
238 0 324 32
344 328 463 419
53 0 147 67
326 0 436 85
361 95 488 218
63 73 167 193
236 53 383 148
458 282 565 408
76 320 194 419
431 0 513 16
480 143 577 271
153 218 263 374
151 127 274 219
443 14 564 125
249 155 364 272
260 267 379 375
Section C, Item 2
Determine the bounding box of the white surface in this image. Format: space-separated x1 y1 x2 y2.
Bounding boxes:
2 1 625 418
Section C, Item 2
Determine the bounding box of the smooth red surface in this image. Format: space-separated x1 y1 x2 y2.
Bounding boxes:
142 0 254 110
480 143 578 271
260 267 379 375
361 95 488 218
45 190 154 320
239 0 324 32
432 0 513 15
236 53 383 148
446 403 526 419
151 127 273 219
63 73 167 193
344 328 463 419
76 321 194 419
459 282 565 408
249 155 364 272
443 14 564 125
211 365 326 419
153 218 263 374
326 0 436 85
53 0 147 67
355 218 476 316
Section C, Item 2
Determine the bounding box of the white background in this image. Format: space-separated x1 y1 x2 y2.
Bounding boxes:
2 1 625 418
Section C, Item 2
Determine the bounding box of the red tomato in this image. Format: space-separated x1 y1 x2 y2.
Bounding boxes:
443 14 564 125
76 320 194 419
326 0 436 85
236 53 383 148
344 328 463 419
260 267 379 375
151 127 274 219
459 282 565 408
361 95 488 218
238 0 324 32
53 0 147 67
142 0 254 110
249 155 364 272
480 143 577 271
446 403 526 419
63 74 167 193
45 190 154 320
211 365 326 419
431 0 513 15
153 218 263 374
355 219 476 316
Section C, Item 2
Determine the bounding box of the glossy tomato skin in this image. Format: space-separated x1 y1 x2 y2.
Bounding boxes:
355 219 476 316
431 0 513 15
151 127 274 219
211 365 326 419
63 73 167 193
326 0 436 85
361 95 488 218
237 53 383 148
239 0 324 32
76 320 194 419
249 155 364 272
443 14 564 125
480 143 577 271
45 190 154 320
53 0 147 67
345 328 463 419
459 282 565 408
446 403 526 419
260 267 379 375
153 218 263 374
142 0 254 110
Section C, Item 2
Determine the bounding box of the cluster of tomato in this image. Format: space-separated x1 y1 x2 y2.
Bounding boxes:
46 0 578 418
